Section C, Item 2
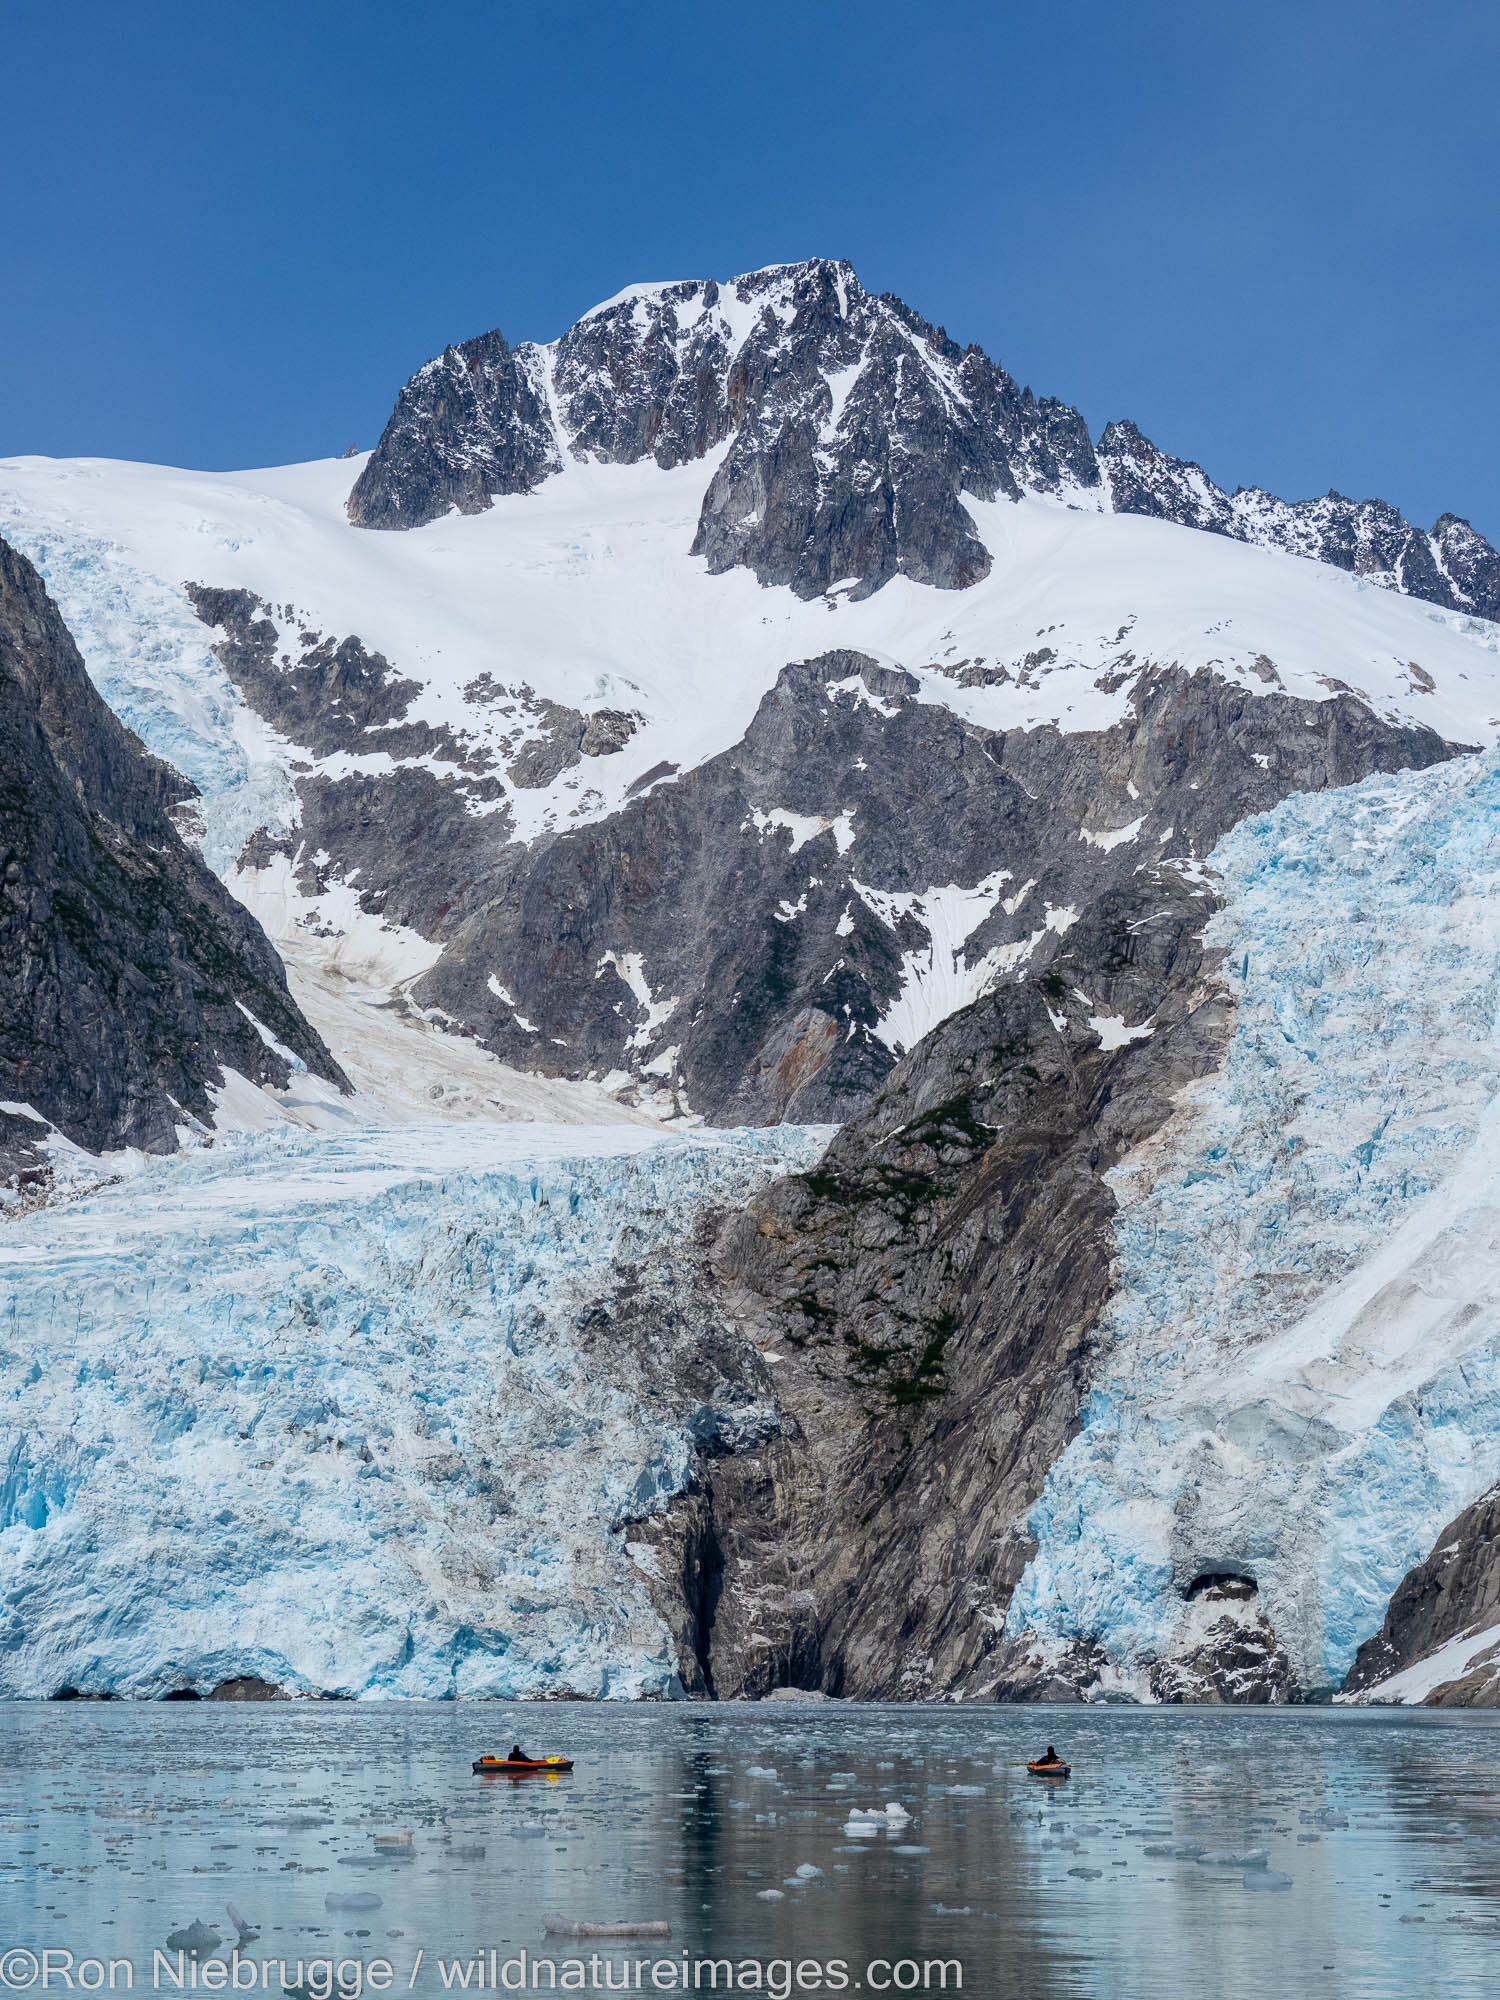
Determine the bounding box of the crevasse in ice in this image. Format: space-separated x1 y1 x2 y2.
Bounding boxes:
1008 748 1500 1690
0 1122 825 1697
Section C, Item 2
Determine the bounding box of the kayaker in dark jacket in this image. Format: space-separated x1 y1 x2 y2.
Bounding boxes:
509 1743 530 1762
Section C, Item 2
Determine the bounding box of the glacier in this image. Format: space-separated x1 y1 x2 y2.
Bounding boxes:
1007 746 1500 1693
0 493 299 881
0 1120 827 1699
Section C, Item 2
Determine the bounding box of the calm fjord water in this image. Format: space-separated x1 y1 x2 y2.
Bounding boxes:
0 1704 1497 2000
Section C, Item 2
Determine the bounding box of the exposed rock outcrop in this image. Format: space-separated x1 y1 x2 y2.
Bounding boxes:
347 328 560 529
622 693 1459 1698
0 537 344 1170
350 261 1100 599
1344 1484 1500 1705
199 598 1455 1130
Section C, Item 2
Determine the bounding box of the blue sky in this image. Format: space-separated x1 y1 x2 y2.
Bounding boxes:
3 0 1496 538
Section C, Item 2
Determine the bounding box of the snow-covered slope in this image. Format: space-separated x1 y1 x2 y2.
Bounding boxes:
2 435 1497 1126
2 453 1496 854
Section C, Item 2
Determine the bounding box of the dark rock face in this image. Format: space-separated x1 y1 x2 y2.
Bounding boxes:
550 278 740 470
419 658 1455 1129
0 538 344 1170
1344 1485 1500 1705
206 1675 287 1701
1098 421 1500 621
620 691 1458 1699
347 329 560 529
185 585 499 778
1434 513 1500 619
689 264 1098 598
1095 420 1238 537
347 257 1499 620
1146 1580 1294 1705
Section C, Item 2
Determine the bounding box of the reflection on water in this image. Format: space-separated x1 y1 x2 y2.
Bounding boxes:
0 1704 1498 2000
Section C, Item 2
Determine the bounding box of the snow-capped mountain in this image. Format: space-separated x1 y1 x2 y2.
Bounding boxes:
2 256 1500 1704
4 258 1498 1125
348 259 1500 622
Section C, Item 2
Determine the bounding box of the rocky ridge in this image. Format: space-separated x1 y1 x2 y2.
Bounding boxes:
1096 419 1500 621
350 261 1100 599
350 258 1500 621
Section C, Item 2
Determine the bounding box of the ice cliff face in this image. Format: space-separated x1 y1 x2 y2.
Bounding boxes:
999 748 1500 1698
0 1120 825 1699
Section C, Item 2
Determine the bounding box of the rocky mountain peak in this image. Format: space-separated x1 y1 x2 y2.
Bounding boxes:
349 260 1499 618
348 257 1100 597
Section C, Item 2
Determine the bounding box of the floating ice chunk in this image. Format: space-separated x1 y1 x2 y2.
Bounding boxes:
1199 1849 1268 1868
1068 1867 1103 1880
226 1906 258 1946
325 1895 383 1913
793 1864 823 1879
755 1890 784 1903
544 1918 671 1939
745 1766 778 1780
164 1922 221 1954
1244 1870 1293 1891
891 1845 930 1856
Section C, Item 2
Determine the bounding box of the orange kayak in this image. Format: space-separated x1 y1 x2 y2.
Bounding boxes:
473 1756 574 1775
1026 1760 1070 1778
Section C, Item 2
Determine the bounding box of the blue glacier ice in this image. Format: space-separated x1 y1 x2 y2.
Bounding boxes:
1007 747 1500 1692
0 496 296 875
0 1122 827 1698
